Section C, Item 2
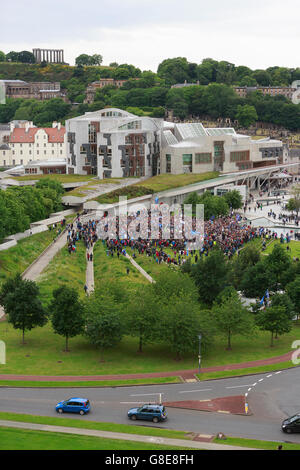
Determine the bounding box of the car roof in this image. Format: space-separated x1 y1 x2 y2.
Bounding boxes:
68 397 89 402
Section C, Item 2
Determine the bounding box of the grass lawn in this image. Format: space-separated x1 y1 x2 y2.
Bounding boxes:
66 178 122 198
0 412 189 441
10 174 97 183
135 172 220 193
0 427 192 450
264 240 300 258
94 172 220 204
93 241 148 291
0 318 299 376
0 229 56 287
37 241 87 305
213 436 300 451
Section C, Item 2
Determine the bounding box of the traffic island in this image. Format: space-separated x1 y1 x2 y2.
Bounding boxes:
164 395 251 415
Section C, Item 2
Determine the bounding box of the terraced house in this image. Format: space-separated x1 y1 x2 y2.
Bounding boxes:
0 121 66 169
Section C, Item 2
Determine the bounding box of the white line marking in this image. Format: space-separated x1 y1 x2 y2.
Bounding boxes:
259 379 264 382
178 389 212 394
226 384 253 389
120 401 145 404
252 383 257 386
248 388 252 392
130 393 164 397
266 374 272 378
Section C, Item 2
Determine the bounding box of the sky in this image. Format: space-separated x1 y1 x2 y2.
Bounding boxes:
1 0 299 71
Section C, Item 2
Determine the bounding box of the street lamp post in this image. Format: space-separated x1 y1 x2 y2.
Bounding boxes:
198 333 202 376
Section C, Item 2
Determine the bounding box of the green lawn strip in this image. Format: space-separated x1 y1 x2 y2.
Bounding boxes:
213 436 300 451
0 377 180 388
93 241 147 290
0 229 57 287
66 179 122 198
264 240 300 258
10 174 97 183
0 427 193 450
37 240 87 306
198 362 297 381
94 172 220 204
136 172 220 193
0 319 299 376
0 411 190 441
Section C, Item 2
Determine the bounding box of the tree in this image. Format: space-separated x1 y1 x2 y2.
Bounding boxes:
230 243 261 289
0 274 47 344
17 51 36 64
157 57 191 85
0 51 5 62
84 290 123 359
236 104 258 128
286 276 300 319
240 259 276 298
256 305 292 347
126 285 159 353
191 248 230 306
49 286 85 352
223 190 243 210
265 244 291 290
152 271 215 359
212 288 255 350
75 54 91 66
90 54 103 66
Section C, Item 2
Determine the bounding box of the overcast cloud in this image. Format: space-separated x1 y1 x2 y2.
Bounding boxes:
1 0 299 71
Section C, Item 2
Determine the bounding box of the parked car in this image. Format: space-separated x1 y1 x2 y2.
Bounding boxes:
281 414 300 433
55 397 90 415
127 404 167 423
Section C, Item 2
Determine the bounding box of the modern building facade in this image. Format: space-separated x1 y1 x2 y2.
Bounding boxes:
160 122 283 175
66 108 163 178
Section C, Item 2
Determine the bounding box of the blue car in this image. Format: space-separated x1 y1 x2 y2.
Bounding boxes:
127 404 167 423
55 397 90 415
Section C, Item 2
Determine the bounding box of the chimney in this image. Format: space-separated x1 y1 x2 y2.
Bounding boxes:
57 122 61 130
52 121 57 128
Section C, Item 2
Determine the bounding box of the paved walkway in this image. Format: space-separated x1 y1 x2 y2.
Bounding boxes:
0 419 255 450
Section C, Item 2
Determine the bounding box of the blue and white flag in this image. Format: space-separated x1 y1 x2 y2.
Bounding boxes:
259 296 265 306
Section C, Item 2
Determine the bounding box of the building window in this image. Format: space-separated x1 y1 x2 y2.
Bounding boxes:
166 154 171 173
195 153 212 164
230 151 250 162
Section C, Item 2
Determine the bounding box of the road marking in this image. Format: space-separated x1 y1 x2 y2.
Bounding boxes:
120 401 145 404
266 374 272 378
178 389 212 394
226 384 253 389
130 393 164 397
258 379 264 382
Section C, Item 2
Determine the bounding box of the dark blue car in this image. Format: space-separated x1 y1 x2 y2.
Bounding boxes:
55 397 90 415
127 404 167 423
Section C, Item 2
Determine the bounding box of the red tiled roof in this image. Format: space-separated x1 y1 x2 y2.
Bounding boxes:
10 128 38 143
9 127 65 144
43 127 66 143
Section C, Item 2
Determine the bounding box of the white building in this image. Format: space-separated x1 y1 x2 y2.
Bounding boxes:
0 122 66 168
160 122 283 175
66 108 164 178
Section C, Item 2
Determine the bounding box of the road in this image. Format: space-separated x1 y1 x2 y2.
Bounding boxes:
0 368 299 444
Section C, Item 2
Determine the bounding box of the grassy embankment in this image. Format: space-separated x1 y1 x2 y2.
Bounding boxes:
94 172 220 204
